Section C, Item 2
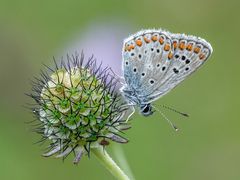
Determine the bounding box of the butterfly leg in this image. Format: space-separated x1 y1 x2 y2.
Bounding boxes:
121 104 135 122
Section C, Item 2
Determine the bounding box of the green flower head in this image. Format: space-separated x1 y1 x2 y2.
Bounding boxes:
28 53 131 164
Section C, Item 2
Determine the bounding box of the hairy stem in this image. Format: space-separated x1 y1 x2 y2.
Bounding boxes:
92 147 130 180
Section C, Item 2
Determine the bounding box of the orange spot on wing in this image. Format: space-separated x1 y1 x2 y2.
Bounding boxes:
168 52 173 59
151 35 158 42
199 53 205 60
194 47 201 54
159 37 164 45
135 39 142 46
124 45 128 52
164 44 171 51
127 44 135 51
186 43 193 51
179 42 185 50
173 41 177 49
144 37 151 43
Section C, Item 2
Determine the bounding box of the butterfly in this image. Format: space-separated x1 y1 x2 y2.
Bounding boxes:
120 29 213 118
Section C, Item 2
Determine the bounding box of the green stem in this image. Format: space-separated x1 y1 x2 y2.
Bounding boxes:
112 144 135 180
92 147 130 180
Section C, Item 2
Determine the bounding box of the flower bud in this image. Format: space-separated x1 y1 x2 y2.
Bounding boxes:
28 53 131 164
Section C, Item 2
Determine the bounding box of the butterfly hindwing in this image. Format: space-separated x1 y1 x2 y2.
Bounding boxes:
122 29 213 105
142 33 213 103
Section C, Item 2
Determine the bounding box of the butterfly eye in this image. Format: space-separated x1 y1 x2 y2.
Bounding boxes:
142 106 150 113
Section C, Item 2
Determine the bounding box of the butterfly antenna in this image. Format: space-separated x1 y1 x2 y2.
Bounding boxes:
152 105 179 132
160 104 189 117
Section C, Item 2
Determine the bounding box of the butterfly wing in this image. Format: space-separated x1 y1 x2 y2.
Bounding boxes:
122 29 213 104
139 32 213 103
122 30 173 102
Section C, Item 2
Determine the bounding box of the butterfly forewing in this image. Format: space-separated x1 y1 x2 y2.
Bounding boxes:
122 30 173 98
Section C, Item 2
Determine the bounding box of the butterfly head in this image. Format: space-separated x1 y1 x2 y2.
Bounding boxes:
140 103 153 116
121 87 153 116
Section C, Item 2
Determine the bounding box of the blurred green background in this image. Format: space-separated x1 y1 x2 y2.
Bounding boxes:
0 0 240 179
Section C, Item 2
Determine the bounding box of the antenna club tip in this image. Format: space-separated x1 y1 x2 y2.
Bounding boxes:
174 126 179 132
183 113 189 117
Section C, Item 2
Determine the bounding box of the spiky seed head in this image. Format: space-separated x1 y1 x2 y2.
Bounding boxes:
28 52 131 163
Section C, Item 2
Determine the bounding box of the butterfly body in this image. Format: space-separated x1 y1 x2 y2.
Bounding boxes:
121 29 213 116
